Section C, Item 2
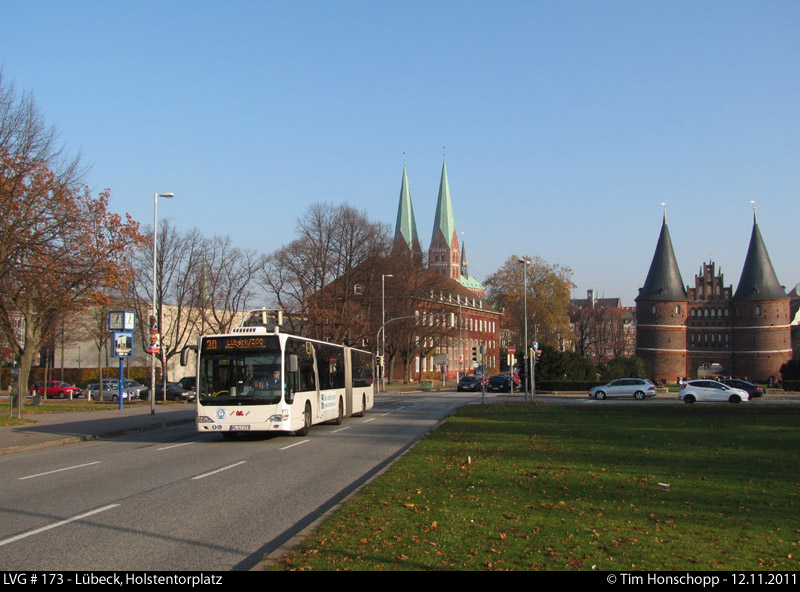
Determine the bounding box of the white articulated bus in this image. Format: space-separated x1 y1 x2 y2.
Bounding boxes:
182 312 374 439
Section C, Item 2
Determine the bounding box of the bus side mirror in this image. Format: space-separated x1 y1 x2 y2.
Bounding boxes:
180 345 197 367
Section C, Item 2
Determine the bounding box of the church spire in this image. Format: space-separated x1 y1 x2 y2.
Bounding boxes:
392 164 421 259
428 160 460 279
460 236 468 277
431 160 457 247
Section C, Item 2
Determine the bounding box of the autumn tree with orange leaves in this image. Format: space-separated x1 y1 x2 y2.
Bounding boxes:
0 72 142 409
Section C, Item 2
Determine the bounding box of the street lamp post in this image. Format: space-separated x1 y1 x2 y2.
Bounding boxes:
518 257 530 403
381 274 393 392
151 192 174 415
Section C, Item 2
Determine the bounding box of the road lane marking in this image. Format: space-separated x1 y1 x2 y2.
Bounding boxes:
157 442 195 451
191 461 247 480
18 461 102 480
0 504 120 547
279 440 310 451
331 427 350 433
362 417 376 423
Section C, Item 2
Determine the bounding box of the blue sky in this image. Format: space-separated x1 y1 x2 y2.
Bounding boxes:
2 0 798 306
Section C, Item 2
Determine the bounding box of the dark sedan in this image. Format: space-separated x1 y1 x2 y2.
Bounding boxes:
719 379 764 398
457 375 485 392
139 382 195 402
487 374 512 392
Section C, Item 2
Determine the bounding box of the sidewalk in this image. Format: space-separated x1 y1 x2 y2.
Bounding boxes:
0 404 196 455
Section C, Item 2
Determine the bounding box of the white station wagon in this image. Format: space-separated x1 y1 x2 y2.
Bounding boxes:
589 378 657 400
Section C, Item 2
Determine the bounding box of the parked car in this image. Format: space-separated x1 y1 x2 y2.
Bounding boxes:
719 379 764 399
679 379 749 404
487 374 512 392
178 376 196 391
86 382 133 402
139 382 194 402
457 375 485 392
29 381 82 399
86 379 146 401
589 378 657 400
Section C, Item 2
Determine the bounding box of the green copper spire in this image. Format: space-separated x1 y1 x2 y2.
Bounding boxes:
392 165 421 256
431 161 457 246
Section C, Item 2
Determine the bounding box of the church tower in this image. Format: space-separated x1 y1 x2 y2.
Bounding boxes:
391 164 422 262
635 212 688 382
730 212 791 379
428 161 461 280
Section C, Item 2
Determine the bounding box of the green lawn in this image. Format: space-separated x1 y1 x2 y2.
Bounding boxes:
266 403 800 571
0 400 140 426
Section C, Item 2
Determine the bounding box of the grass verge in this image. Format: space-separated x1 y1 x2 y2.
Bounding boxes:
267 402 800 571
0 400 147 427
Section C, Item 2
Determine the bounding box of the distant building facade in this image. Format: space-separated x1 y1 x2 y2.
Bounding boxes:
636 212 791 382
569 290 636 360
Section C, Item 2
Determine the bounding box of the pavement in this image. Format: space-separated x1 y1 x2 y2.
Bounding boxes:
0 403 197 455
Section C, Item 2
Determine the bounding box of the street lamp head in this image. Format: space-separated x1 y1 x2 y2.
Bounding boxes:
158 193 175 198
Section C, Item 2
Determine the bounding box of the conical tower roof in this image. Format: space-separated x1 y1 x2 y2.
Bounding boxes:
732 215 787 301
431 161 457 246
392 165 421 255
636 213 687 302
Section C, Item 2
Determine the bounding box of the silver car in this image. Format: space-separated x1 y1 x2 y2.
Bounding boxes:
589 378 657 400
87 379 146 401
679 380 749 404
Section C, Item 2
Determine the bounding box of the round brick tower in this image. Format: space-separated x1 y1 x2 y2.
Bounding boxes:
635 213 688 383
730 215 791 381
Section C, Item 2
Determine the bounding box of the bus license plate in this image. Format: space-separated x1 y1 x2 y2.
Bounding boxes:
229 425 250 431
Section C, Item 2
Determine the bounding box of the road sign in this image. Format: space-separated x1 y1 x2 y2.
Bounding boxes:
508 346 516 354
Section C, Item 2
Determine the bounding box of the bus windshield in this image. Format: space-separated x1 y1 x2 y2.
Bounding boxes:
199 351 283 405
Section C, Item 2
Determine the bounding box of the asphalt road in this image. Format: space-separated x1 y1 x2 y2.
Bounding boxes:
0 391 479 571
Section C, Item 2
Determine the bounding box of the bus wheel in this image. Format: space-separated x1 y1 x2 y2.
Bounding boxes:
333 397 343 425
296 402 312 437
356 393 367 417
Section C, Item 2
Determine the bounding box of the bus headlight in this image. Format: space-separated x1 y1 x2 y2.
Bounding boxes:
197 415 214 424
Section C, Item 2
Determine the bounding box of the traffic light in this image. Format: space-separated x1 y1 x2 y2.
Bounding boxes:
471 346 477 363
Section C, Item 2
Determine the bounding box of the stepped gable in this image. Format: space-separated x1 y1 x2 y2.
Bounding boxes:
732 216 787 302
636 213 687 302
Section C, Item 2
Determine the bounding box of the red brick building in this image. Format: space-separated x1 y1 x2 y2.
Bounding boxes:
636 212 791 382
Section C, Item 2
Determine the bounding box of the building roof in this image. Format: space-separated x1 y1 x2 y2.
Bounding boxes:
732 217 787 301
393 165 421 254
460 274 484 292
636 213 687 302
431 161 457 246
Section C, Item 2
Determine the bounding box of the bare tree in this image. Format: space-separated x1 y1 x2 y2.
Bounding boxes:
130 220 204 382
258 202 390 340
197 234 260 335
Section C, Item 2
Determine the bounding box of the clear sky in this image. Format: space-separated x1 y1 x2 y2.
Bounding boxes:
2 0 798 306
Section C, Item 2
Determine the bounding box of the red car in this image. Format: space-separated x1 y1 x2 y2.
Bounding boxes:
29 381 82 399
